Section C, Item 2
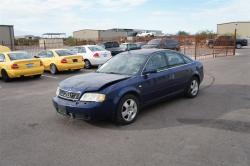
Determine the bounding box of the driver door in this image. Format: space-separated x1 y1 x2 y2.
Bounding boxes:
140 53 171 103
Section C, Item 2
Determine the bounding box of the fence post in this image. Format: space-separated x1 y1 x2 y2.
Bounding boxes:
43 40 46 50
194 37 197 60
213 48 215 58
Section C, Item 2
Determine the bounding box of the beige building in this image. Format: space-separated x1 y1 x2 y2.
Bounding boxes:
73 29 128 41
0 25 15 50
217 21 250 38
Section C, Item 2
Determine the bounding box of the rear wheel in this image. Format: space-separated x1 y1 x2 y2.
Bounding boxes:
1 70 10 82
116 94 139 125
50 64 58 75
84 60 91 69
185 77 200 98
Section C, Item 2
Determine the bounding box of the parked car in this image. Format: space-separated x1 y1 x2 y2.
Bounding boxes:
135 42 147 48
36 49 84 74
119 43 141 51
97 41 121 56
69 45 112 69
0 51 44 82
142 38 180 51
137 31 156 37
207 36 248 49
52 49 203 125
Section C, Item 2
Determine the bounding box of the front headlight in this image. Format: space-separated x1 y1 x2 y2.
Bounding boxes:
80 93 106 102
56 87 60 96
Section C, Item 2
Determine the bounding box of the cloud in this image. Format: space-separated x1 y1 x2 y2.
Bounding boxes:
149 0 250 33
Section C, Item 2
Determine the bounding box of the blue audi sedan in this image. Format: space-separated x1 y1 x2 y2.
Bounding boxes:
53 49 203 125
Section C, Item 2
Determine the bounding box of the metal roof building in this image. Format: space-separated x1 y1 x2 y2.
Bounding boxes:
0 25 15 50
217 21 250 38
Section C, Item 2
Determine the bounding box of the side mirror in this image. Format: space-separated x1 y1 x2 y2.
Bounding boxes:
34 55 40 58
142 69 157 76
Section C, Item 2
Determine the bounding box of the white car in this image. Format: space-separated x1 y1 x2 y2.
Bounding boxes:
136 32 156 37
69 45 112 69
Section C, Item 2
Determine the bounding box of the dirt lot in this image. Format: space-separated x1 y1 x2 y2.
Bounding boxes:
1 48 250 166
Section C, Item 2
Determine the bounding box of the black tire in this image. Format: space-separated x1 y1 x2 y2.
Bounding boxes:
34 74 42 78
185 77 200 98
116 94 140 125
84 60 92 69
50 64 58 75
1 70 10 82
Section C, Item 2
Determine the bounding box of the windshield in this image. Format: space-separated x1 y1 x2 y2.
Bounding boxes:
88 46 106 52
8 52 33 60
97 54 148 75
120 44 127 49
147 39 161 45
55 50 75 56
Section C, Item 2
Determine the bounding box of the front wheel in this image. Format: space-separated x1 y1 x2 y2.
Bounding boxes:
116 94 139 125
185 77 200 98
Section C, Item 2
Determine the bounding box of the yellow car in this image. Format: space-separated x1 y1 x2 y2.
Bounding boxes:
0 51 44 82
36 49 84 74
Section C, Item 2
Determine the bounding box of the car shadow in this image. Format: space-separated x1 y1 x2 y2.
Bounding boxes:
83 84 250 133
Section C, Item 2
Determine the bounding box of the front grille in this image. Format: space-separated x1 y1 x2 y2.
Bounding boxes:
58 89 81 101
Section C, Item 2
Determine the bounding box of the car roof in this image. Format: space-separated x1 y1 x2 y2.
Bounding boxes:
2 51 27 54
118 48 170 56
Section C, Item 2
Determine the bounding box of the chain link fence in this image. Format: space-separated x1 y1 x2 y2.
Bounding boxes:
0 35 236 60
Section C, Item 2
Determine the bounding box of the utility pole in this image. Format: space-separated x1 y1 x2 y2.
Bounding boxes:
233 24 237 56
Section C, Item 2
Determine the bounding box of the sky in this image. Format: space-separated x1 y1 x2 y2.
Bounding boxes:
0 0 249 36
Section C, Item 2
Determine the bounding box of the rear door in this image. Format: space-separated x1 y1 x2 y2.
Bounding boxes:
164 51 192 93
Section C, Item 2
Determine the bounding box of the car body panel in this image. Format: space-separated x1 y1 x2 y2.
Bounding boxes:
69 45 112 66
0 52 44 78
37 49 84 72
52 49 203 120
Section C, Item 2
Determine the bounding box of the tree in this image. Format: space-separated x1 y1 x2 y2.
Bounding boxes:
177 31 190 36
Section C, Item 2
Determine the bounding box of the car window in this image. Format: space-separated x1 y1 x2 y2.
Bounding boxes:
55 50 75 56
78 47 86 53
97 53 148 75
46 51 54 57
147 39 161 45
112 42 119 47
145 53 168 71
165 52 185 67
8 52 33 60
182 55 193 63
88 46 106 52
38 51 47 58
0 54 5 62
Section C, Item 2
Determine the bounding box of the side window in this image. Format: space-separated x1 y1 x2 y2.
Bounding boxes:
165 52 185 67
78 47 86 53
46 51 54 58
0 54 5 62
38 51 47 58
182 55 193 63
145 53 168 71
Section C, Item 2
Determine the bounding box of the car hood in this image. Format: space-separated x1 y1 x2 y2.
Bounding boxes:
59 72 130 92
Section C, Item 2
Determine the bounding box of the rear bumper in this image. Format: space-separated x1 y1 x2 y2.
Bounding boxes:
7 67 44 78
52 96 112 120
57 63 84 71
90 57 111 66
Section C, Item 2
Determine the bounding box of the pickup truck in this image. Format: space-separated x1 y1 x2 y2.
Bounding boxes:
207 36 248 49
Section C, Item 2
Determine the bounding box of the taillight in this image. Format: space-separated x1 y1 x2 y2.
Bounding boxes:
40 61 43 66
93 53 100 58
11 64 19 69
61 58 67 63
